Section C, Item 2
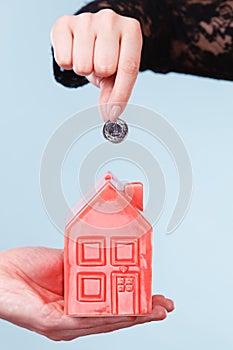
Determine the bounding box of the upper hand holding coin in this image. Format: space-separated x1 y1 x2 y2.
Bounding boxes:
50 9 143 121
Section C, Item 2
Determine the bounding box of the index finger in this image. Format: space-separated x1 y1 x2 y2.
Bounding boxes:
59 314 137 331
108 20 142 121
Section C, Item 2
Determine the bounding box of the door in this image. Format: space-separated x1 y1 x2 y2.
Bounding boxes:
110 237 140 315
111 273 139 315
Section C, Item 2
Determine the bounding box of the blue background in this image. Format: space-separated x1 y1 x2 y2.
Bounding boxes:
1 1 233 349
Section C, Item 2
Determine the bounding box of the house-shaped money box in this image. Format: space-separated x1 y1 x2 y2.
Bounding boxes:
64 172 152 316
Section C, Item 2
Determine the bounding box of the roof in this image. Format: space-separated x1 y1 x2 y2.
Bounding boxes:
65 172 152 241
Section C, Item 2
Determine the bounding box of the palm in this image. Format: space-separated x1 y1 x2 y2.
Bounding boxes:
0 247 174 341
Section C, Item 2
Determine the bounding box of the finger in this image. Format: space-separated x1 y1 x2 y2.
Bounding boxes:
92 30 119 122
55 294 174 332
50 16 73 70
57 312 137 332
165 298 175 312
48 319 137 341
93 31 120 78
68 315 159 339
81 304 167 336
98 75 115 121
135 304 167 323
107 22 142 121
49 305 168 341
86 73 115 121
55 299 168 333
72 28 95 76
152 294 175 313
86 72 102 88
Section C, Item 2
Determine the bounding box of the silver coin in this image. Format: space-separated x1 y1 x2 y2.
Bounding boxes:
103 118 128 144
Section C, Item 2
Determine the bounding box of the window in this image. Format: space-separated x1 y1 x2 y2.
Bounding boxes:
77 272 106 302
76 237 106 266
111 237 138 266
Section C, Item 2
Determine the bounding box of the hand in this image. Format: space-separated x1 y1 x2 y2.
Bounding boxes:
50 9 143 121
0 247 174 341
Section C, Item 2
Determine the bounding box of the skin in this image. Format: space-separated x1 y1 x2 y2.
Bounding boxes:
50 9 143 121
0 247 174 341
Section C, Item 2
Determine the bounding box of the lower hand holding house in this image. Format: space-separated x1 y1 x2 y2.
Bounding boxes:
0 246 174 341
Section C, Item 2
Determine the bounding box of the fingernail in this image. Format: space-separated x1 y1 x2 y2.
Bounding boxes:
109 105 122 121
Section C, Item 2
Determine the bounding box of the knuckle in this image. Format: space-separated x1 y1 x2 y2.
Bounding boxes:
94 64 115 76
96 8 117 18
50 15 71 42
120 59 139 75
93 9 123 35
94 9 118 30
74 12 92 25
54 15 71 28
125 18 143 43
76 12 92 19
55 56 71 68
127 17 141 29
124 17 142 37
73 64 93 76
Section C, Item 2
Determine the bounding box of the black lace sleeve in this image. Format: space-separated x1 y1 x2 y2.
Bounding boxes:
52 0 233 87
169 0 233 81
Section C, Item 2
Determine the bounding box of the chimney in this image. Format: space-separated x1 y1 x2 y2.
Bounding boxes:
124 182 143 211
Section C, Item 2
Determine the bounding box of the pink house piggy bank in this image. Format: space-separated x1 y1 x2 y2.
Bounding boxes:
64 172 152 316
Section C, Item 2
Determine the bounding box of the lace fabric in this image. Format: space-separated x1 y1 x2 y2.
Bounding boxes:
169 0 233 80
52 0 233 87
